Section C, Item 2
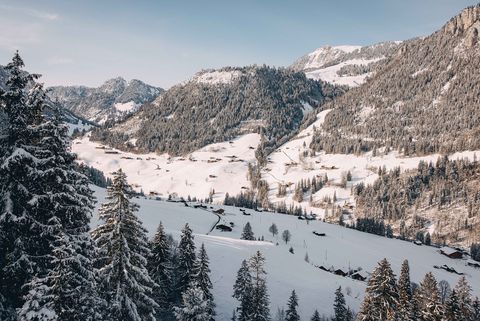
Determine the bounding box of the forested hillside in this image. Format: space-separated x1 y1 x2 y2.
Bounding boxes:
92 65 344 156
354 156 480 245
311 5 480 156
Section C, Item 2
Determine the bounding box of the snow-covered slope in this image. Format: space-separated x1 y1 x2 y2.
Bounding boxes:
291 42 401 87
74 133 261 200
91 185 480 320
48 77 164 125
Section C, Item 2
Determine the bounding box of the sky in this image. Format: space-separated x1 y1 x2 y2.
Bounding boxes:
0 0 477 88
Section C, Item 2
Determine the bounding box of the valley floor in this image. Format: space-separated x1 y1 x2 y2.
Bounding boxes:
91 185 480 320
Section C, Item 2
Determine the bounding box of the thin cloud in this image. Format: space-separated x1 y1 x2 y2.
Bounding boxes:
0 5 59 21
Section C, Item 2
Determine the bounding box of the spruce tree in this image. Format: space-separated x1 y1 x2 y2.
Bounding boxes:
454 276 473 319
416 272 443 321
92 169 158 321
358 258 398 321
285 290 299 321
241 222 255 240
310 310 321 321
233 259 253 321
473 297 480 320
397 259 413 320
0 51 43 317
333 286 348 321
176 224 198 303
148 222 172 315
249 251 270 321
196 243 215 320
173 282 211 321
444 290 462 321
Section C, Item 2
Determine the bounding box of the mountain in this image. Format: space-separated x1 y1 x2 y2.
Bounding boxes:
291 41 401 87
0 65 92 129
48 77 164 125
91 65 344 156
311 5 480 156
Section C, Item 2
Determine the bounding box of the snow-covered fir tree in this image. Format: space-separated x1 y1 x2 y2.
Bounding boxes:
0 52 44 318
241 222 255 240
310 310 321 321
444 290 462 321
249 251 270 321
22 104 101 321
415 272 444 321
285 290 299 321
92 169 158 321
333 286 348 321
454 276 474 320
148 221 172 316
358 258 398 321
175 224 198 304
196 243 215 320
397 259 413 320
173 282 211 321
233 259 253 321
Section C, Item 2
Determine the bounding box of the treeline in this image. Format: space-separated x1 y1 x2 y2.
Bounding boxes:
77 163 112 187
92 65 344 156
358 258 480 321
353 156 480 243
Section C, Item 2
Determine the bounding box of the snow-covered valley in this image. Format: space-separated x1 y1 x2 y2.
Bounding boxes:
91 185 480 320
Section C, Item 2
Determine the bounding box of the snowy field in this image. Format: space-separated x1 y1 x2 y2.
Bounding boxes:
91 185 480 320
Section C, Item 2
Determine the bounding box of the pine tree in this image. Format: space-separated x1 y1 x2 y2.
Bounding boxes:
196 243 215 320
92 169 158 321
233 260 253 321
173 282 211 321
473 297 480 320
176 224 198 303
454 276 473 320
397 259 413 320
444 290 462 321
285 290 299 321
358 258 398 321
148 222 172 315
249 251 270 321
333 286 348 321
310 310 321 321
0 51 44 317
416 272 443 321
241 222 255 240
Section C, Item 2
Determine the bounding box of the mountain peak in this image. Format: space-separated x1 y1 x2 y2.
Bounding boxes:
444 5 480 46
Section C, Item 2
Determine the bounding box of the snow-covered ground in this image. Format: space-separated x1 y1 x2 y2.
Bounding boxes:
73 133 261 200
305 58 381 87
91 185 480 320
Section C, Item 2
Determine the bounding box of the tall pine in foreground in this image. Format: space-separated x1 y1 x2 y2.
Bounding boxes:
233 259 253 321
285 290 299 321
397 259 413 320
175 224 198 304
92 169 158 321
20 103 101 321
196 243 215 320
249 251 270 321
0 51 43 318
333 286 348 321
358 258 398 321
148 222 172 316
415 272 443 321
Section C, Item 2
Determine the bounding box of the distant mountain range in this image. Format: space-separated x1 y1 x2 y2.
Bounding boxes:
48 77 164 125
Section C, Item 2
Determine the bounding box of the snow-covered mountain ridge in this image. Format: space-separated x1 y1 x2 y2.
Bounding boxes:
48 77 164 125
290 41 401 87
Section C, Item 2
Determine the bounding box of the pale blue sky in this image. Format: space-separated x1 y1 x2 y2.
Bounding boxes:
0 0 477 88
